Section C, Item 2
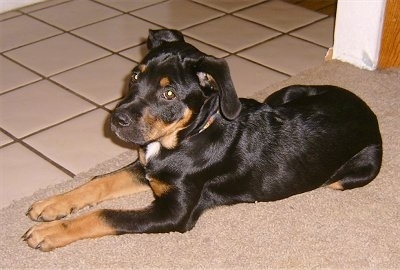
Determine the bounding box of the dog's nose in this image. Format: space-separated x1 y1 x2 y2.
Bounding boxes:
113 112 132 127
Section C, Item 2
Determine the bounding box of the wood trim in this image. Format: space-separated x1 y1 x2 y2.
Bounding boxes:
378 0 400 69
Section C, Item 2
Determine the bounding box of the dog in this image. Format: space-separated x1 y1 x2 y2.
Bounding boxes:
23 29 382 251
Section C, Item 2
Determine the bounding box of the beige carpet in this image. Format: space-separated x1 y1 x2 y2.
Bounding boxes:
1 60 399 269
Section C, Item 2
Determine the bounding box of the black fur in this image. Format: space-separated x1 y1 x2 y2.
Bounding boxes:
107 29 382 234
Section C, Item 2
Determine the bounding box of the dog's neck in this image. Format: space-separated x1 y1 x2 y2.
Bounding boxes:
138 110 219 166
198 110 219 134
180 95 220 138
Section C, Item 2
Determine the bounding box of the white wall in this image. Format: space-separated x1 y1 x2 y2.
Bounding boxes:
333 0 387 70
0 0 46 13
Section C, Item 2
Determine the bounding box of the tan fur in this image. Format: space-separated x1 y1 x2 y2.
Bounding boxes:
24 211 116 251
143 108 193 149
327 181 344 190
148 177 173 197
138 147 146 165
160 77 171 87
139 64 147 73
27 170 150 222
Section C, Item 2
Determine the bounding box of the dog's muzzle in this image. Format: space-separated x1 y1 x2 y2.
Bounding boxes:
112 111 133 127
110 111 136 143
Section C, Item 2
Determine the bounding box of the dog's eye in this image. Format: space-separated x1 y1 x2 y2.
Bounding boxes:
131 71 140 82
163 89 176 100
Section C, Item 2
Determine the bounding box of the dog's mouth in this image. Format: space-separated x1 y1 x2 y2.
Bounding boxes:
110 111 146 145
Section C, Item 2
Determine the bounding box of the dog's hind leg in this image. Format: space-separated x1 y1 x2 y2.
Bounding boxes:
265 85 328 106
326 144 382 190
26 160 150 222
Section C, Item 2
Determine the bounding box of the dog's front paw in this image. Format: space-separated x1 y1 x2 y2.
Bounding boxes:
26 195 77 222
23 220 71 252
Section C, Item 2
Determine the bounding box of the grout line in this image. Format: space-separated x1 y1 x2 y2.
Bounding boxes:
0 127 75 177
92 0 170 13
18 0 73 15
0 127 18 148
46 53 114 77
46 77 104 107
288 34 332 50
12 107 105 143
191 0 270 14
286 15 333 36
0 31 65 54
234 53 291 77
20 140 76 177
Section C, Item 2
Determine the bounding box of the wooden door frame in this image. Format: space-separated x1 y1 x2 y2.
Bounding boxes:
378 0 400 69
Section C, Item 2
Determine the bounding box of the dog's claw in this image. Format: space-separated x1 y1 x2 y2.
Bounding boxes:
22 229 31 241
25 206 32 216
35 241 43 250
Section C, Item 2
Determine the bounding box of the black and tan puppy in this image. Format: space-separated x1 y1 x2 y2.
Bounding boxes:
24 29 382 251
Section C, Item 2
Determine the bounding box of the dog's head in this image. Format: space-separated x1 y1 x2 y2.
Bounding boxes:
111 29 241 148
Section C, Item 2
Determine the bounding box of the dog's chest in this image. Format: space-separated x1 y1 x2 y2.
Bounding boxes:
143 142 161 182
145 141 161 162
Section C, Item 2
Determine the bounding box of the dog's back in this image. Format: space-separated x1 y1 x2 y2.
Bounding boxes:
227 85 382 201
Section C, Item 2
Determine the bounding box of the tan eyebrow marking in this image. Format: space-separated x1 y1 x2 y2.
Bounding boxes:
139 64 147 73
160 77 170 87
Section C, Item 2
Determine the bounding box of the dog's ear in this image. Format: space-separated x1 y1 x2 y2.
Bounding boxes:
147 29 185 50
195 56 241 120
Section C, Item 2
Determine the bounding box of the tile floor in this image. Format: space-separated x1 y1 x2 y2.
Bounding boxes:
0 0 335 208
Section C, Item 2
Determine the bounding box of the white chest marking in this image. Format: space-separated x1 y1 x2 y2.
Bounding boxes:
145 141 161 162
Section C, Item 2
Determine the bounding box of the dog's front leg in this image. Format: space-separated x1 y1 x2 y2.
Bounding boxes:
23 210 115 251
26 160 150 222
23 194 192 251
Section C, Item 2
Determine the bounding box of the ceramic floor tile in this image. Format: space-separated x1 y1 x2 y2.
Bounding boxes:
0 80 95 138
119 44 147 63
0 56 41 94
24 109 130 174
72 15 158 52
20 0 69 13
291 17 335 48
95 0 165 12
238 35 328 75
30 0 121 31
5 33 110 76
120 36 228 62
225 55 289 98
319 5 337 16
290 0 336 11
185 37 229 58
0 131 13 147
194 0 264 12
235 0 326 33
0 15 62 52
0 143 69 208
52 55 135 105
0 10 22 20
184 15 280 53
105 100 120 111
131 0 223 30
